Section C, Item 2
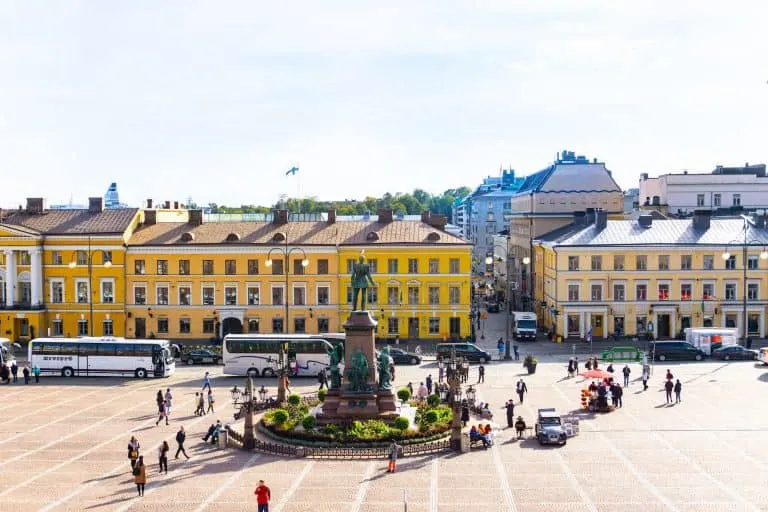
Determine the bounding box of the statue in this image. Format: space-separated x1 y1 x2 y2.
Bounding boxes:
377 346 392 391
327 343 344 390
351 254 375 311
344 348 372 393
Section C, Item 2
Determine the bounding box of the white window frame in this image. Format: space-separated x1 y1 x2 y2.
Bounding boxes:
50 278 65 304
612 281 626 302
657 280 671 300
102 319 114 336
696 194 705 207
713 193 721 207
133 283 147 305
702 280 715 300
748 255 759 270
292 283 306 306
100 278 115 304
724 280 738 301
52 319 63 336
747 280 760 301
733 193 741 206
635 280 649 301
156 283 169 305
75 278 90 304
271 284 285 306
202 284 216 306
589 281 603 302
178 284 192 306
679 280 693 301
247 283 261 306
77 319 89 337
429 317 440 335
316 283 330 306
567 282 580 301
224 284 238 306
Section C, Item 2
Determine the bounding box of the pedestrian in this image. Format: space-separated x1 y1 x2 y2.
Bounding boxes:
202 371 211 391
282 374 291 394
22 364 30 384
437 364 444 383
477 364 485 384
207 389 215 414
460 402 470 427
10 360 18 382
386 440 401 473
156 390 164 412
609 383 618 407
674 379 682 403
128 436 140 471
513 343 520 361
317 370 326 390
497 337 504 360
194 392 202 416
203 420 222 444
607 363 614 374
585 358 593 371
406 382 413 396
516 379 528 404
615 384 623 408
417 382 428 401
0 364 9 384
573 357 579 373
156 400 168 426
593 358 599 370
567 358 575 378
389 361 396 382
622 365 631 387
164 388 173 419
175 426 190 459
461 360 469 383
33 365 40 383
425 374 433 395
254 479 271 512
504 399 515 428
133 455 147 496
158 440 169 474
664 379 674 404
665 369 673 381
641 367 649 391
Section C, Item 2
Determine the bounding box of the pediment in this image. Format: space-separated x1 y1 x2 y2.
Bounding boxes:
0 223 41 239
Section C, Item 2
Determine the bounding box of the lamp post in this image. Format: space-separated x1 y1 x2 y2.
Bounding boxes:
486 242 514 360
68 235 112 336
265 233 309 403
520 256 531 311
721 217 768 346
230 376 256 449
447 347 464 451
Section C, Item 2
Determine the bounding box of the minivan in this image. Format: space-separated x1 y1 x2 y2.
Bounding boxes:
649 341 705 361
436 343 492 363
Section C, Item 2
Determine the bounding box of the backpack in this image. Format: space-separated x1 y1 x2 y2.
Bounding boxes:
132 465 141 476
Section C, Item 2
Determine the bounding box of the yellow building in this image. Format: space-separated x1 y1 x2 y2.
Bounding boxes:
0 197 140 341
535 210 768 340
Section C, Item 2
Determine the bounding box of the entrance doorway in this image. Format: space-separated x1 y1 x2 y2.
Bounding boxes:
222 317 243 337
657 314 671 339
613 316 624 337
135 318 146 338
590 315 603 338
449 318 460 338
408 318 419 339
680 316 691 335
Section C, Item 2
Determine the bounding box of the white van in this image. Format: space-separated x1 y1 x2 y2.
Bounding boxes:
512 312 537 341
684 328 738 355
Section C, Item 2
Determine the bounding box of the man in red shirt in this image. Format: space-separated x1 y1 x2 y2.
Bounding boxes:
254 480 271 512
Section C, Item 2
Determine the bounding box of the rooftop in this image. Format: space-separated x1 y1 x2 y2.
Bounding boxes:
1 208 139 235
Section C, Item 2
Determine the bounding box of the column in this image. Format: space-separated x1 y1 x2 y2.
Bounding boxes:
30 248 42 306
4 249 15 306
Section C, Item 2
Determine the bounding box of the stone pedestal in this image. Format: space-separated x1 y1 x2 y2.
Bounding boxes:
342 311 377 382
377 389 398 414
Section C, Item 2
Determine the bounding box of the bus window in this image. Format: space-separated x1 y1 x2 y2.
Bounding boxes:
134 344 152 357
78 344 97 356
59 343 78 356
98 344 116 356
42 343 61 354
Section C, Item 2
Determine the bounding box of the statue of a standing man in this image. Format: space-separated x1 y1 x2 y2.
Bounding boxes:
351 254 375 311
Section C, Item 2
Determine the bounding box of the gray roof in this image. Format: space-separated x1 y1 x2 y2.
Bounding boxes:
540 218 768 247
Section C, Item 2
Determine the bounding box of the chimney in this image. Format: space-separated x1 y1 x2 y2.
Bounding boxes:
595 209 608 231
428 214 448 230
585 208 596 225
327 209 337 224
144 210 157 226
88 197 103 214
378 208 393 224
188 209 203 226
640 173 648 181
146 198 153 208
638 214 653 228
26 198 45 214
173 201 179 209
164 201 170 209
420 210 431 224
273 209 288 225
692 210 711 230
572 211 586 226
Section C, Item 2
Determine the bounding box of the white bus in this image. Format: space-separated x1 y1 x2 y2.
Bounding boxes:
684 328 738 355
223 333 344 378
28 337 176 378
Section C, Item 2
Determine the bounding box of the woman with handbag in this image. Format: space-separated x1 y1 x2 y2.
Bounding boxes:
128 436 140 471
133 455 147 496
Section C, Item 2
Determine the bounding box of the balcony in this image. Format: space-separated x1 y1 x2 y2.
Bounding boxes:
0 301 46 311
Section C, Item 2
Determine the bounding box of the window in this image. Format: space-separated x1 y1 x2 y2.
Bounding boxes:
248 319 260 333
248 259 259 275
367 287 378 305
388 259 399 273
680 283 692 301
271 259 284 275
78 320 88 336
408 286 419 305
748 255 759 270
725 255 736 270
733 193 741 206
568 284 579 301
590 284 602 301
293 259 306 275
346 286 353 304
658 255 669 270
75 280 88 304
449 286 460 305
635 283 647 301
703 282 714 300
429 259 439 273
748 283 759 300
101 280 114 303
714 194 721 207
135 259 146 275
591 255 602 271
388 317 399 335
613 283 625 301
568 256 579 271
52 319 63 336
636 255 647 271
157 260 168 275
179 286 191 306
158 318 169 333
179 318 191 334
223 259 235 275
76 251 88 265
408 258 418 273
203 319 215 334
449 258 460 273
658 283 670 300
202 260 214 275
725 283 736 300
368 259 378 274
429 287 440 305
272 286 284 305
696 194 705 207
318 259 329 275
613 255 624 271
681 255 692 270
272 318 284 333
16 252 30 266
102 251 112 265
317 318 329 333
50 280 64 303
388 286 400 305
703 255 714 270
429 318 440 335
293 287 305 306
202 286 215 305
317 286 329 305
134 286 147 305
103 320 114 336
179 260 190 275
52 251 63 265
346 259 355 273
247 286 260 305
156 285 169 305
225 286 237 305
294 318 306 333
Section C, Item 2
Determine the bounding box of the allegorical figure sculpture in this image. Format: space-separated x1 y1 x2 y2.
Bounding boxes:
377 346 392 391
351 254 376 311
345 348 372 393
327 343 344 390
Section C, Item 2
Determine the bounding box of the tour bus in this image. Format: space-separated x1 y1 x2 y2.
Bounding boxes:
223 333 344 377
0 338 19 368
684 328 738 355
760 347 768 366
28 336 176 378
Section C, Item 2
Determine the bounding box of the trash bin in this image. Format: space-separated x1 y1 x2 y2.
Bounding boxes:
218 429 228 449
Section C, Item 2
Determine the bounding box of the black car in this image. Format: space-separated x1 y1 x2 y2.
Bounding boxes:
389 348 422 365
183 349 222 365
648 341 705 361
436 343 492 363
486 302 500 313
712 345 759 361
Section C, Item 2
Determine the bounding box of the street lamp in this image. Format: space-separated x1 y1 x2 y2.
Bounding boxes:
447 348 464 451
230 376 256 449
486 242 515 360
520 256 531 312
68 235 112 336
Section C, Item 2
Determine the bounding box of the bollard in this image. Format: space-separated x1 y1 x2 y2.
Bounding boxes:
218 429 228 449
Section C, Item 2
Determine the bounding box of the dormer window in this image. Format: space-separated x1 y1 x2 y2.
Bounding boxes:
180 232 195 242
427 232 441 242
226 232 241 242
272 232 286 243
366 232 380 242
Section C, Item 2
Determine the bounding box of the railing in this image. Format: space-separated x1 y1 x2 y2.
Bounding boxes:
0 302 46 311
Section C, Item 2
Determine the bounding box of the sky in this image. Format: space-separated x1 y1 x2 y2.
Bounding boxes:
2 1 768 209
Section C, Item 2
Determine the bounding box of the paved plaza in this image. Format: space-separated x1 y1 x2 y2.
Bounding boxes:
2 356 768 511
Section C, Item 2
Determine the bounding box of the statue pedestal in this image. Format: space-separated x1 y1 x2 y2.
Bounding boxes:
377 388 397 414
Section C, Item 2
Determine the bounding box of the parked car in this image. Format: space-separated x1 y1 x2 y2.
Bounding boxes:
388 348 422 365
436 343 492 363
535 408 567 446
486 301 500 313
712 345 759 361
183 349 222 365
648 341 705 362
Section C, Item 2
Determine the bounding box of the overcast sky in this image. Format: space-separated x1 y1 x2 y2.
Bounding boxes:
1 1 767 208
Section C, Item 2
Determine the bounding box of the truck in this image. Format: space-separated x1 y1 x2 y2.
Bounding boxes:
683 328 738 355
535 408 567 446
512 312 537 341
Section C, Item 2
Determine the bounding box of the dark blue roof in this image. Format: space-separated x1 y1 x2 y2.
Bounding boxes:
513 165 556 195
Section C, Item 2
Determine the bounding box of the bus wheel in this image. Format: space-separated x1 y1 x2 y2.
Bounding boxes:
247 367 260 378
62 367 74 378
135 368 148 378
261 368 275 378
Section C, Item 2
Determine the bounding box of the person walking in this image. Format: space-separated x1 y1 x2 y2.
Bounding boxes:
512 343 519 361
10 360 18 383
425 374 433 395
417 382 428 401
22 364 30 384
622 365 631 387
386 440 401 473
254 479 271 512
516 379 528 404
207 389 215 414
194 393 203 416
437 361 444 383
477 364 485 384
132 455 147 496
128 436 140 471
614 384 623 408
32 365 40 383
158 440 169 474
497 337 504 360
164 388 173 417
504 399 515 428
406 381 413 396
156 390 164 412
641 367 649 391
673 379 682 404
664 378 674 404
202 371 211 391
175 426 190 459
389 361 396 382
460 402 470 427
317 370 327 390
665 369 673 381
156 400 168 426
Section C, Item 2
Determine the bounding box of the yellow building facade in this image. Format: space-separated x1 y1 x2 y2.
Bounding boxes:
536 212 768 340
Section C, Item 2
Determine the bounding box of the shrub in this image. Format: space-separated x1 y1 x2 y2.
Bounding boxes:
302 415 317 430
426 393 440 408
318 389 327 402
393 416 410 431
324 424 340 436
348 420 391 440
424 410 439 424
266 408 289 425
287 393 302 406
397 387 412 402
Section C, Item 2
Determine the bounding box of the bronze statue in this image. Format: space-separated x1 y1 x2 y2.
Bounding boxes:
377 346 392 391
345 348 372 393
351 254 375 311
327 343 344 389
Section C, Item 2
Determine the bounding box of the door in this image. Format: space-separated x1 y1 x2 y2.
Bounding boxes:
680 316 691 333
590 315 603 338
613 316 624 337
135 318 146 339
449 318 461 338
153 350 165 377
408 318 419 339
657 314 671 339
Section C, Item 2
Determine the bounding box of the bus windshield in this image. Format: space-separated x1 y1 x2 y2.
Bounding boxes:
517 320 536 330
